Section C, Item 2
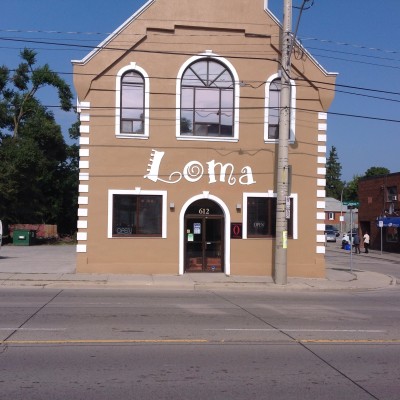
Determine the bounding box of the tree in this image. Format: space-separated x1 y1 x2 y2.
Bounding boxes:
0 48 73 138
343 175 360 202
341 167 390 203
0 49 77 235
326 146 343 199
364 166 390 177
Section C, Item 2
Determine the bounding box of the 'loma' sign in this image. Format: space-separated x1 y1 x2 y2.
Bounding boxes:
144 149 256 186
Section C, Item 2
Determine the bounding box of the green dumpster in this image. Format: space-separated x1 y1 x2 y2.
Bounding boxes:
13 229 36 246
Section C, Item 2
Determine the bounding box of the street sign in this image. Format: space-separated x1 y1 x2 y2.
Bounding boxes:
343 201 359 207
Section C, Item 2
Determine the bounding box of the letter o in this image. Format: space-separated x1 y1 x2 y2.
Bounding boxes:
183 161 204 182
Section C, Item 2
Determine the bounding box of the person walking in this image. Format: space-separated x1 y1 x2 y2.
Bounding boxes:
353 233 361 254
363 232 370 254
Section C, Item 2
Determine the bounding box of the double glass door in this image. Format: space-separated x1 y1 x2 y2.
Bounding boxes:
185 216 224 272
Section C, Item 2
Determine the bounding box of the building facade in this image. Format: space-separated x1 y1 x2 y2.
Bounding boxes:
358 173 400 253
72 0 336 276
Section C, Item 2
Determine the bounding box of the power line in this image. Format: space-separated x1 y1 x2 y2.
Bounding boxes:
2 28 400 57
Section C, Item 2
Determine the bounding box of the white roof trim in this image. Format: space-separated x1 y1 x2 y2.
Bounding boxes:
71 0 155 65
72 0 337 78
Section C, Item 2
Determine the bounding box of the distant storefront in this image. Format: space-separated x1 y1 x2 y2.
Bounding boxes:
359 173 400 253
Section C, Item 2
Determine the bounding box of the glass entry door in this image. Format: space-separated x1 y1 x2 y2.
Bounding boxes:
185 216 224 272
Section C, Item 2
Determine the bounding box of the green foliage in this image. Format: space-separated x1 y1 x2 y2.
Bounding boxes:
341 167 390 203
326 146 343 199
343 175 360 202
364 166 390 177
0 48 73 138
0 49 78 235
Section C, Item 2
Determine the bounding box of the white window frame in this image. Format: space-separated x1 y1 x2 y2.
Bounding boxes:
115 62 150 139
107 189 167 238
264 72 296 143
242 192 298 239
176 52 240 143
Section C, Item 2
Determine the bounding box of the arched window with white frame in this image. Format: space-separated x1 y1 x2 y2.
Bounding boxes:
176 53 240 142
115 62 150 138
264 73 296 143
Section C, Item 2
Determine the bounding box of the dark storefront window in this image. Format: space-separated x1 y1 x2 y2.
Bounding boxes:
112 194 162 237
386 226 399 243
247 197 293 238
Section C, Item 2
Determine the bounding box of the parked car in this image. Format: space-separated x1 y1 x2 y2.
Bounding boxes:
0 220 2 251
325 230 337 242
325 224 339 237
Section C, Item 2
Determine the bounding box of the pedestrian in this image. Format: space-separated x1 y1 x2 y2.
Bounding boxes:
353 233 361 254
363 232 370 254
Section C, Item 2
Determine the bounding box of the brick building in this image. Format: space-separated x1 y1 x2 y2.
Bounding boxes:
358 173 400 252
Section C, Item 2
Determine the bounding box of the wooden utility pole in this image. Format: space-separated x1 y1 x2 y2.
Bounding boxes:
274 0 292 285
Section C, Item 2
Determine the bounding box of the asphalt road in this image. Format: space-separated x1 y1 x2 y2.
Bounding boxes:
1 286 399 399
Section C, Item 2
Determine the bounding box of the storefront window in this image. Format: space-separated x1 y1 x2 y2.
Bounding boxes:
112 194 162 237
386 227 398 243
246 197 293 238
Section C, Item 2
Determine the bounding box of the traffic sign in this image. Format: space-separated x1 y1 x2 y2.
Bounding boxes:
343 201 359 207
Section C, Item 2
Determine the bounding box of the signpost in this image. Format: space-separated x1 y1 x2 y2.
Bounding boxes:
343 201 359 207
379 220 384 254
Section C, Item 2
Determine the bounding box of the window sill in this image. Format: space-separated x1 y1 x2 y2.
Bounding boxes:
116 133 149 139
177 135 238 143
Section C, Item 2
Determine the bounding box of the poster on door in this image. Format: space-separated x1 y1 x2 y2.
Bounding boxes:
194 223 201 235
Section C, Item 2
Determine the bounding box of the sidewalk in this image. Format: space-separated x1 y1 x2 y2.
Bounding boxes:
0 244 398 290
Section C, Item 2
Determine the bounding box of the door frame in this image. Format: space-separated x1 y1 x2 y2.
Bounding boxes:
179 193 231 275
184 214 225 273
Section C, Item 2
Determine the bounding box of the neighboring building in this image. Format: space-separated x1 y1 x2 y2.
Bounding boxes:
72 0 336 277
358 172 400 253
324 197 356 234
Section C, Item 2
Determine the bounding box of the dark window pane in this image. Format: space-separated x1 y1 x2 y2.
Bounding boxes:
112 194 162 237
247 196 293 238
113 195 136 235
138 195 162 235
268 125 279 140
247 197 272 236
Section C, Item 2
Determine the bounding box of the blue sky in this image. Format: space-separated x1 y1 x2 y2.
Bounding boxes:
1 0 399 181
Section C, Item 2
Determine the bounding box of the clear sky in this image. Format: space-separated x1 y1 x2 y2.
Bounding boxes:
1 0 399 181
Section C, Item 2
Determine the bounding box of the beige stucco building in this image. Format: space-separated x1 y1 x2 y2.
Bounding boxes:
72 0 336 277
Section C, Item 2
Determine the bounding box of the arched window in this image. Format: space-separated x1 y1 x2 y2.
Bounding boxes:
180 59 235 138
120 71 145 134
268 79 281 140
264 74 296 142
115 63 149 138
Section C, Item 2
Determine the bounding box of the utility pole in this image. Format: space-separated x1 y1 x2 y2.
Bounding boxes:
274 0 292 285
